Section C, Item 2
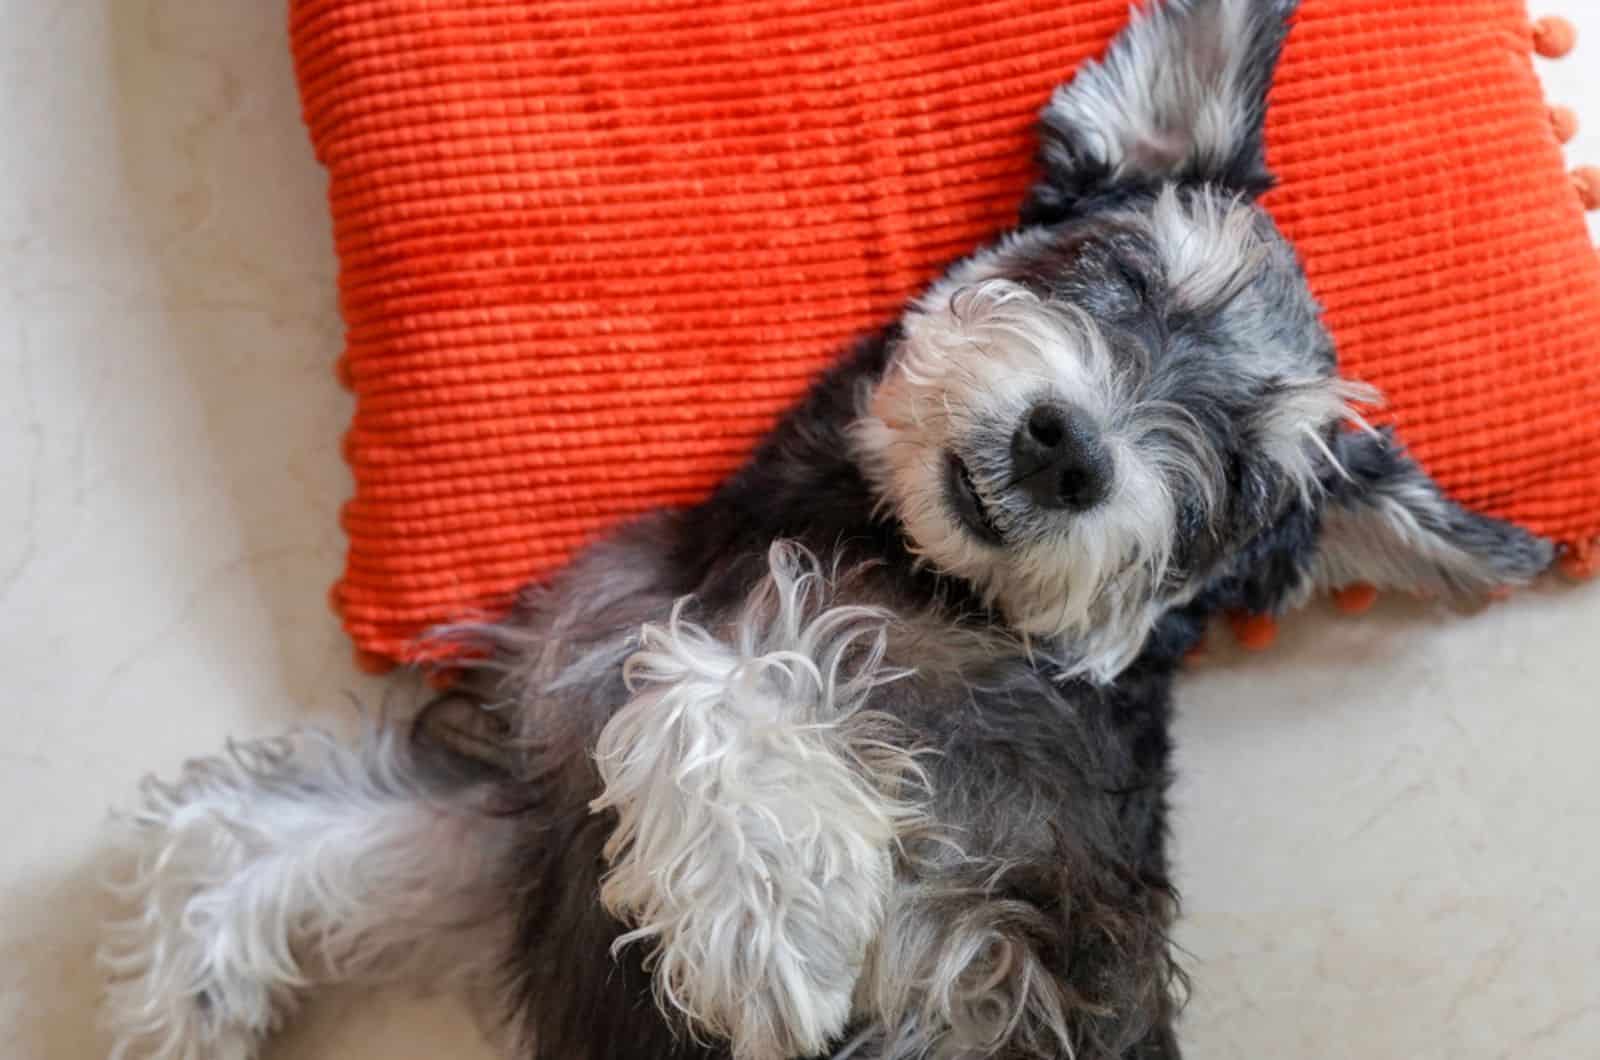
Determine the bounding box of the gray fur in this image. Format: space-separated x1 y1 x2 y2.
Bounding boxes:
1308 429 1555 600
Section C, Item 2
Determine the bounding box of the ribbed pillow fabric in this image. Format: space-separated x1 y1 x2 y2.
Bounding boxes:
289 0 1600 670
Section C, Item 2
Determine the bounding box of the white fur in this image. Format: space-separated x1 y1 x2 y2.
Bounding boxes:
1045 0 1270 182
1312 476 1528 598
100 728 505 1060
592 543 926 1060
1256 379 1379 501
1145 183 1265 312
855 254 1184 681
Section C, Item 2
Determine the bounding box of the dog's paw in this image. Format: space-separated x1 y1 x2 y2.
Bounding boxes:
100 983 262 1060
99 751 295 1060
592 545 927 1059
100 867 275 1060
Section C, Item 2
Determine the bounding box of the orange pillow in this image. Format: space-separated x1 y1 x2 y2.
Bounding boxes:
290 0 1600 672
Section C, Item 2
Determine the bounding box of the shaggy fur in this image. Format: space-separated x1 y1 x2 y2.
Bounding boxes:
100 727 515 1060
100 2 1551 1058
592 545 926 1060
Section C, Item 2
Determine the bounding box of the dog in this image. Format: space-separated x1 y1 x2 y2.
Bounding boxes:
100 2 1551 1058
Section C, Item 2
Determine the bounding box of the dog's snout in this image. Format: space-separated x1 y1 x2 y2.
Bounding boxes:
1011 403 1112 512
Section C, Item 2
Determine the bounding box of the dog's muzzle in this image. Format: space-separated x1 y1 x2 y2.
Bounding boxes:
946 401 1113 545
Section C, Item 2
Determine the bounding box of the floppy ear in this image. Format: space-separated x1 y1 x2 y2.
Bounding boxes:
1313 429 1553 598
1022 0 1298 224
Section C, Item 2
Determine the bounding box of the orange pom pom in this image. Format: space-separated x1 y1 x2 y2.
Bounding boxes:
353 647 395 675
1550 104 1580 144
1228 612 1278 652
1573 167 1600 211
1558 541 1598 580
1332 583 1378 615
425 668 461 691
1534 16 1578 59
334 354 355 391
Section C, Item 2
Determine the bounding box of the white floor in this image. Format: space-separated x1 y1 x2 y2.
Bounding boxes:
2 2 1598 1058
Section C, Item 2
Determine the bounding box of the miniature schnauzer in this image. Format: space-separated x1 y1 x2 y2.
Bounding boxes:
101 1 1549 1057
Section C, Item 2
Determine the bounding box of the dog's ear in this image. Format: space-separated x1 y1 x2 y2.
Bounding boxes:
1022 0 1298 224
1312 429 1553 598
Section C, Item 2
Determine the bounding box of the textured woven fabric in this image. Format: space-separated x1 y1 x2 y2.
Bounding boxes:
289 0 1600 670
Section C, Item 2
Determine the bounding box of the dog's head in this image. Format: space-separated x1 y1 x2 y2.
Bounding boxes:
855 0 1548 679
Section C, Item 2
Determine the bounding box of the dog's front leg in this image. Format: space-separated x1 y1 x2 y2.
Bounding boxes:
592 544 923 1060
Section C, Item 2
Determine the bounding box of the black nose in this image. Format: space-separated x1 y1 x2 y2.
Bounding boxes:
1011 403 1113 512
